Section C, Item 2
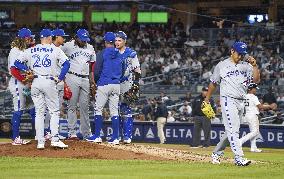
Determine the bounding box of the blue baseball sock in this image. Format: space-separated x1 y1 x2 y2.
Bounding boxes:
11 111 23 140
126 117 133 139
94 115 103 137
111 116 119 139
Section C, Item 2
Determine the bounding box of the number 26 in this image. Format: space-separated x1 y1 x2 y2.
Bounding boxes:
32 54 51 68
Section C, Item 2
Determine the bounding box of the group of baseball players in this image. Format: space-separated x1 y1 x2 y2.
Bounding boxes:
8 27 267 166
8 27 141 149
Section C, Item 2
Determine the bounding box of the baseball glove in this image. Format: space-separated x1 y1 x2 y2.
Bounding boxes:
23 70 34 83
63 82 72 100
201 101 216 119
123 83 140 105
90 83 97 98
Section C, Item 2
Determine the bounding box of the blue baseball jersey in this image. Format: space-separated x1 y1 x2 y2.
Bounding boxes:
94 47 123 86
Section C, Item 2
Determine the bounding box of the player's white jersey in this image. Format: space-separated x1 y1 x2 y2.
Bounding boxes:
61 40 96 75
210 58 253 99
245 93 260 115
8 47 23 75
18 44 68 77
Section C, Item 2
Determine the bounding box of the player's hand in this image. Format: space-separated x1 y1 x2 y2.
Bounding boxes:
246 56 257 67
54 77 62 84
90 83 97 97
204 97 210 104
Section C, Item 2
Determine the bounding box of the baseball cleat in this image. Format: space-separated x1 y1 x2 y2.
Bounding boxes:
235 158 251 166
37 143 45 150
67 134 79 140
12 137 31 146
108 138 119 145
44 132 52 141
123 137 131 144
58 135 66 140
51 140 68 149
211 152 222 164
86 135 102 143
250 148 262 153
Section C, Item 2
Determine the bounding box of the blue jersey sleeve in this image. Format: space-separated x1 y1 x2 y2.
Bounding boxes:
94 50 104 83
58 60 70 81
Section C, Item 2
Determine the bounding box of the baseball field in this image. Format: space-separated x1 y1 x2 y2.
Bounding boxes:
0 139 283 179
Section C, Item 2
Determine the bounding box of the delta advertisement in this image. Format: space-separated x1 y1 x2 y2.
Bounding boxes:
0 119 284 148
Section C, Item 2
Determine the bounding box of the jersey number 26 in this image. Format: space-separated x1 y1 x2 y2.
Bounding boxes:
32 54 51 68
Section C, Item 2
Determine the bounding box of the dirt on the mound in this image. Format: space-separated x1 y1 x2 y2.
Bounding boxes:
0 140 166 161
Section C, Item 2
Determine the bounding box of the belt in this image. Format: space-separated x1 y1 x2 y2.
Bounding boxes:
34 75 55 80
68 71 88 78
222 96 245 101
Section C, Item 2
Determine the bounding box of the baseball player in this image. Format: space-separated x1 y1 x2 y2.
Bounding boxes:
14 28 70 149
61 29 96 140
43 28 69 140
205 42 260 166
240 83 272 152
115 31 141 144
86 32 122 144
8 28 35 145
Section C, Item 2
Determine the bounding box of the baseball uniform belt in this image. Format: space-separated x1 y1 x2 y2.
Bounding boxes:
222 96 245 101
68 71 89 78
34 75 55 80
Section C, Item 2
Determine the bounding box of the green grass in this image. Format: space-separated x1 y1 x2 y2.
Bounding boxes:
1 142 284 179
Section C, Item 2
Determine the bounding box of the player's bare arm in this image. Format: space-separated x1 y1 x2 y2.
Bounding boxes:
204 82 217 103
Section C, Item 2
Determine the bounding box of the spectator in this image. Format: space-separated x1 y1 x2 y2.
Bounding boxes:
153 97 168 144
191 87 216 148
179 101 192 120
262 87 278 111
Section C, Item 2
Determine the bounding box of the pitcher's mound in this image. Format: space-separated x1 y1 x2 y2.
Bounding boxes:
0 140 165 160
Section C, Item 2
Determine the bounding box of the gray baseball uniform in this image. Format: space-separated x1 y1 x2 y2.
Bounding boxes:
61 40 96 139
18 44 69 145
8 48 34 111
211 58 253 159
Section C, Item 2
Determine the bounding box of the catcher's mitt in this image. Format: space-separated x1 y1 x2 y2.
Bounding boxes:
123 83 140 105
22 70 34 84
63 82 72 100
90 83 97 98
201 101 216 119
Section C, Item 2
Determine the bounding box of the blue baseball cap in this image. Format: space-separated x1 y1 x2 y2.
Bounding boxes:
115 31 127 40
40 29 53 38
104 32 116 43
76 29 90 42
232 42 248 55
52 29 69 37
18 28 34 38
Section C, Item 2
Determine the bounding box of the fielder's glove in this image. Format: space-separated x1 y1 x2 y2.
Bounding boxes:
201 101 216 119
63 82 72 100
22 70 34 84
123 83 140 105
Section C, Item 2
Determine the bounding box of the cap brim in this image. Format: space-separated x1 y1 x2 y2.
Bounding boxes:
79 37 90 42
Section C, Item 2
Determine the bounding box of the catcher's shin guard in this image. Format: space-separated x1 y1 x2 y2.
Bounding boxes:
121 104 133 139
11 111 23 140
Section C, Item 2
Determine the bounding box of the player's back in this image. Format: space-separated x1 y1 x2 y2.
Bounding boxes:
25 44 66 77
97 47 122 86
245 93 260 115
